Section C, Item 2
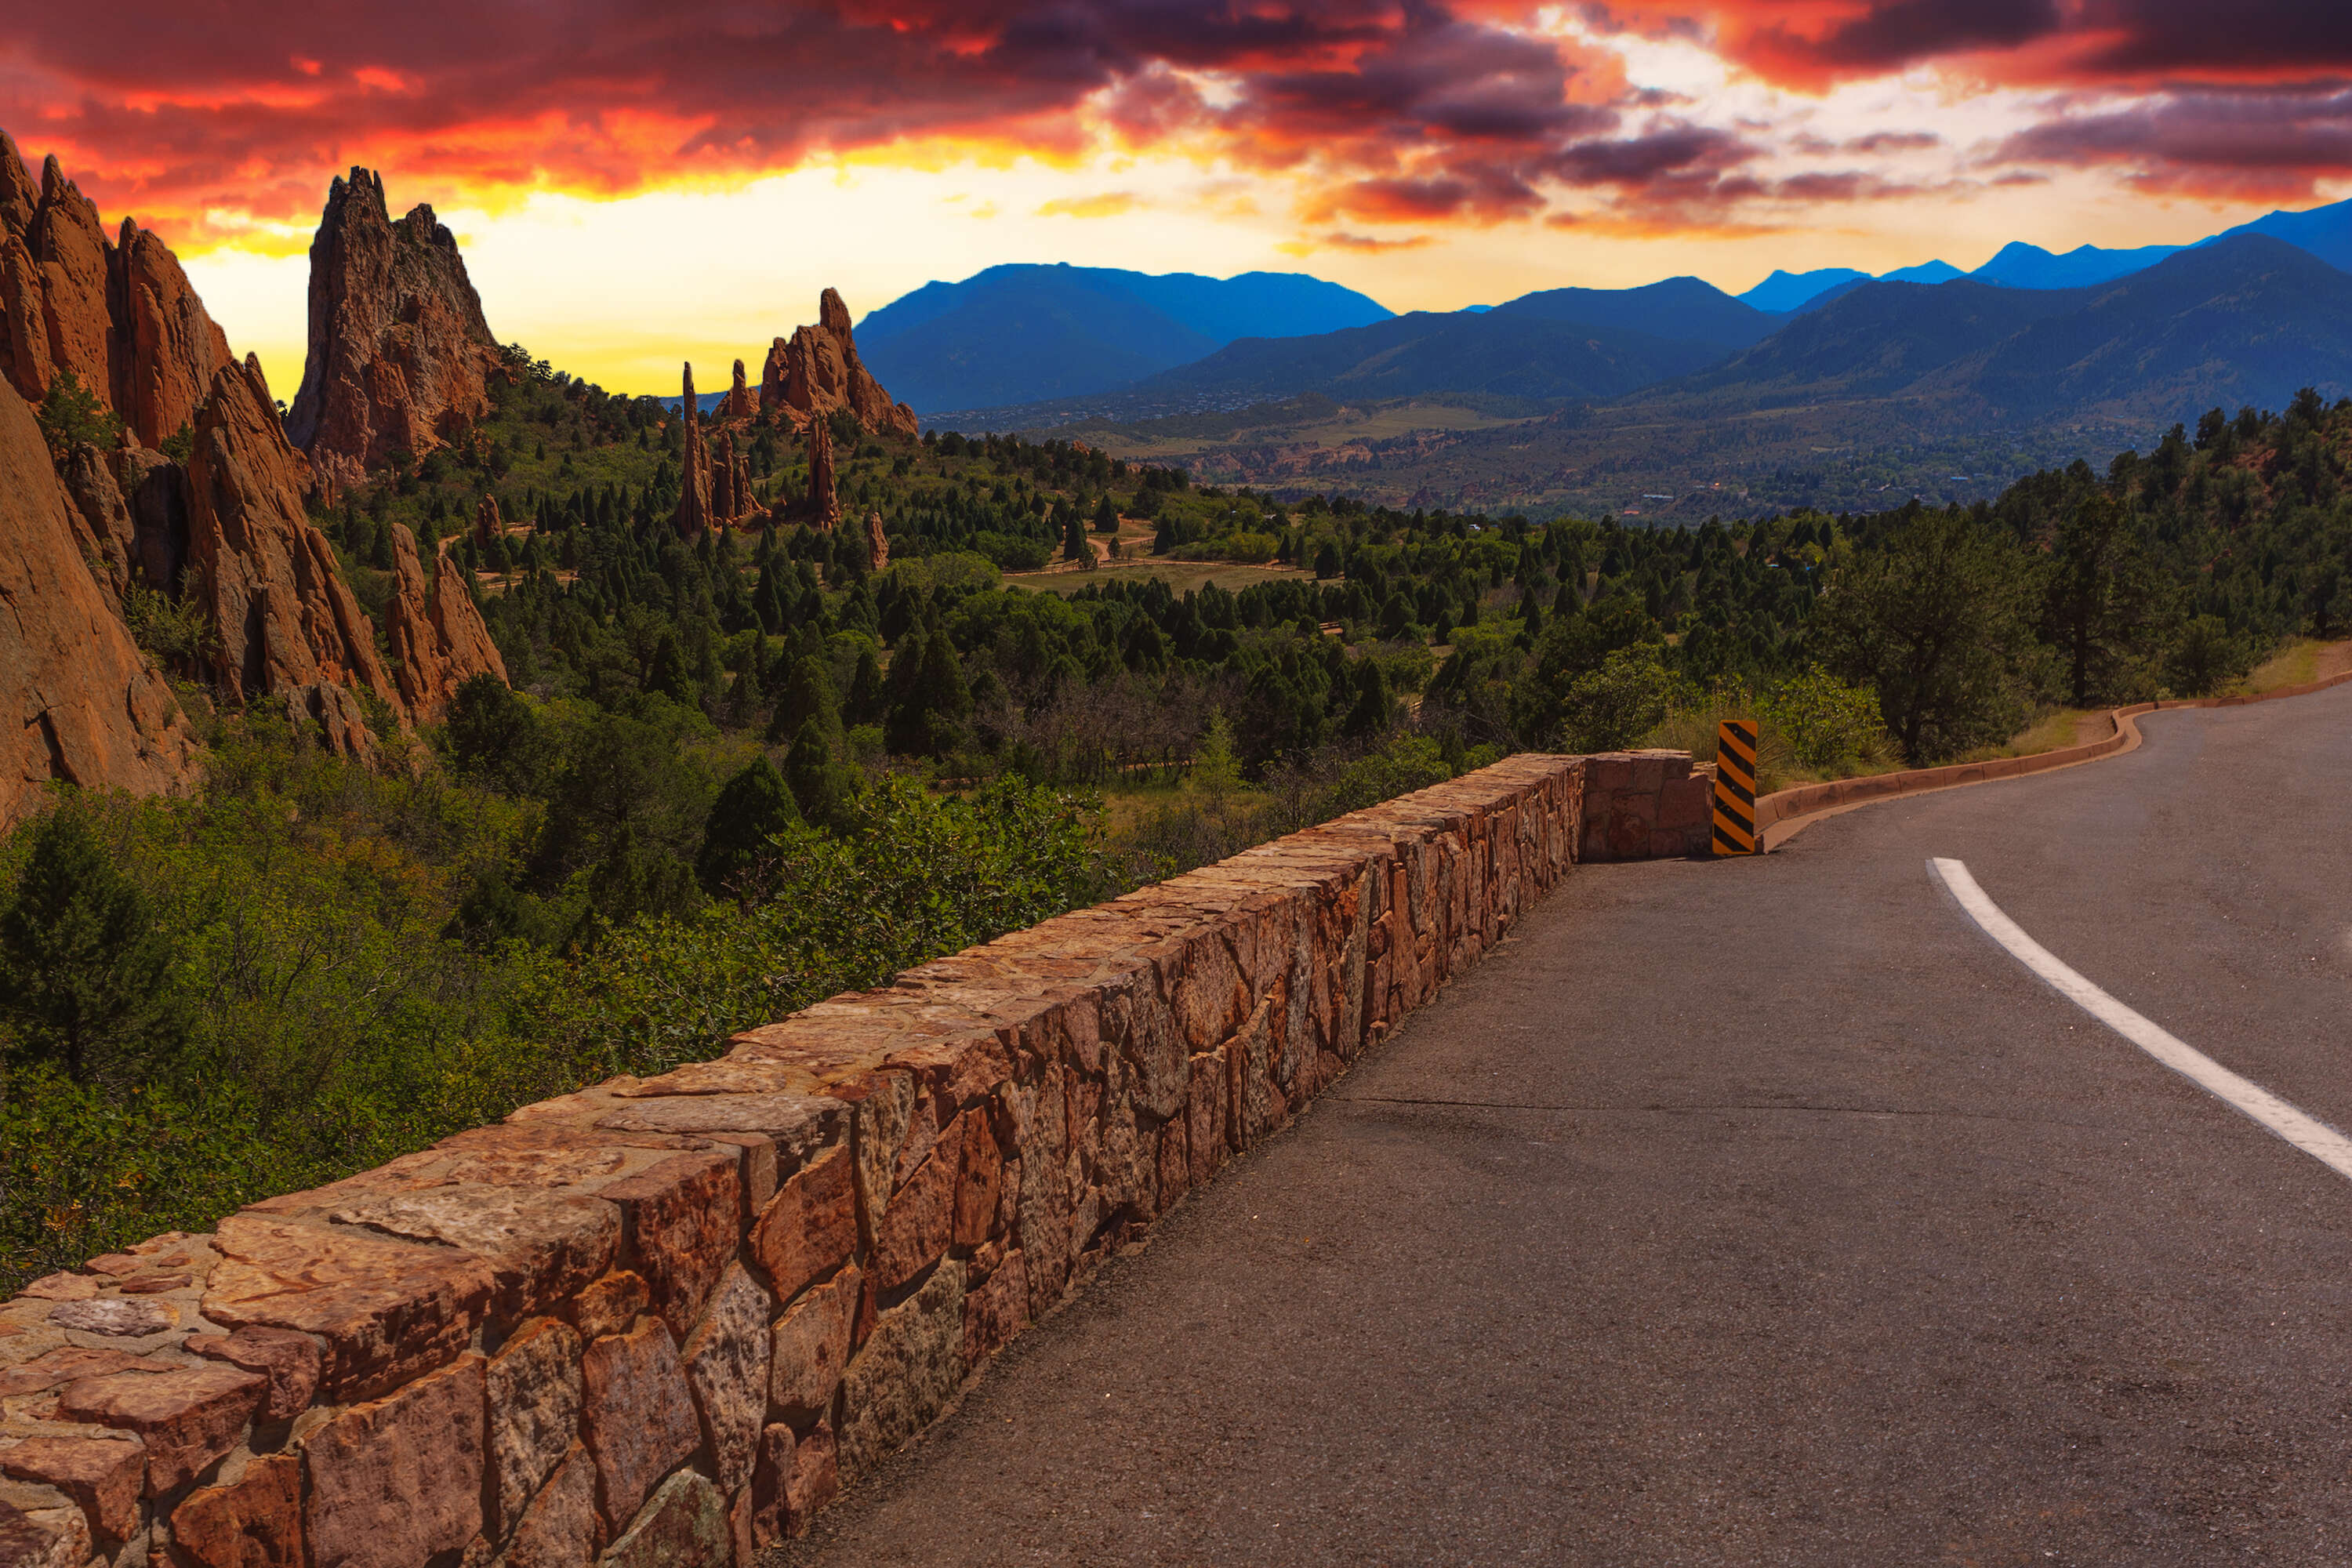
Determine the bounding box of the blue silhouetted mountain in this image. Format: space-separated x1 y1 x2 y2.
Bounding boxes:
1737 267 1869 312
2204 195 2352 273
1878 260 1965 285
1969 240 2186 289
1740 260 1962 314
1733 194 2352 311
853 264 1392 412
1487 277 1784 352
1124 309 1725 404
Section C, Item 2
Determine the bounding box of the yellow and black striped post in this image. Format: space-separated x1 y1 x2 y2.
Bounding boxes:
1712 719 1759 855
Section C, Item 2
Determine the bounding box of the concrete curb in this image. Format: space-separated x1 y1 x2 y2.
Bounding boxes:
1757 663 2352 851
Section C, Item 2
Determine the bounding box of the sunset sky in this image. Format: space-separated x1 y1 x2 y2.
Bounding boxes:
6 1 2348 396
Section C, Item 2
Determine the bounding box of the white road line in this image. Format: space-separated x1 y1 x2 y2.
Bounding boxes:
1928 856 2352 1181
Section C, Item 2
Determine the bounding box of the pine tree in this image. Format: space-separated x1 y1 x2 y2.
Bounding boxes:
695 757 801 899
1063 508 1091 564
886 630 971 757
645 631 694 705
766 655 840 745
0 804 179 1084
2042 491 2165 706
845 646 885 727
784 719 857 833
1093 494 1121 533
1343 659 1392 739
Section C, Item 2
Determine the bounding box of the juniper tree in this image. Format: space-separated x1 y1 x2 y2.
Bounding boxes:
0 803 179 1086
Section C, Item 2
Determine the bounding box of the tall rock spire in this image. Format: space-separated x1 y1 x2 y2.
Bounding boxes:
808 419 841 533
286 167 499 491
673 362 713 538
757 289 919 438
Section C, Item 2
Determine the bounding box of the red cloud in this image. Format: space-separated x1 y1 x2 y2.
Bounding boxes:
1994 87 2352 201
0 1 1777 250
4 0 2347 257
1584 0 2352 89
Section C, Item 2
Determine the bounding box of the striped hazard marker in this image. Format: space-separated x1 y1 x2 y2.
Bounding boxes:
1712 719 1759 855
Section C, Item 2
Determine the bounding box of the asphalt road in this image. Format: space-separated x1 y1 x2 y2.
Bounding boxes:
779 684 2352 1567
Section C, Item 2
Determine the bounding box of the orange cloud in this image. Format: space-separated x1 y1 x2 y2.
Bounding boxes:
1036 191 1139 217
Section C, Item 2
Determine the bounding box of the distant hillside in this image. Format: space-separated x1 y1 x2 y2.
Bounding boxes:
1488 277 1783 352
1125 309 1727 405
1636 234 2352 424
1659 278 2089 405
1955 235 2352 418
1031 233 2352 520
855 264 1391 412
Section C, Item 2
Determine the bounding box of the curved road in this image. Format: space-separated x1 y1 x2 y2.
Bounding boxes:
779 685 2352 1566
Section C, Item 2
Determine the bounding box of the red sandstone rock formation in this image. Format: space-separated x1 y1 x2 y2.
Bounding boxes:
0 375 199 824
286 169 499 492
474 493 503 548
863 510 889 575
719 358 754 422
673 363 713 538
757 289 918 439
58 441 190 613
187 354 406 756
384 524 509 720
0 131 233 448
806 422 841 533
115 219 233 450
717 430 762 527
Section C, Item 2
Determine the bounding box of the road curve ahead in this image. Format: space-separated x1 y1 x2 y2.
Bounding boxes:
778 684 2352 1567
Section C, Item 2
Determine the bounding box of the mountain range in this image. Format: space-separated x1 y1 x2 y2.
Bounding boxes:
1012 232 2352 524
1735 194 2352 310
865 192 2352 420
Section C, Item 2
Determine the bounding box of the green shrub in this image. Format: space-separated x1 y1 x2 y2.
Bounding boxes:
1759 665 1892 773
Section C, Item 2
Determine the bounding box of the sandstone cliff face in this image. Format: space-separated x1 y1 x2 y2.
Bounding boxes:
58 441 190 613
286 169 499 492
0 375 199 824
188 354 405 754
114 218 234 448
758 289 919 439
384 524 508 720
0 130 233 448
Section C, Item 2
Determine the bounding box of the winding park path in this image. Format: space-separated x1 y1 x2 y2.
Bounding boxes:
776 680 2352 1565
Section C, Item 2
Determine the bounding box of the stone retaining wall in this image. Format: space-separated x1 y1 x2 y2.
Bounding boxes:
0 752 1694 1568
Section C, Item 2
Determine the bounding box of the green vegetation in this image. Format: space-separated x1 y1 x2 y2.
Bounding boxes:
33 372 122 460
9 353 2350 1290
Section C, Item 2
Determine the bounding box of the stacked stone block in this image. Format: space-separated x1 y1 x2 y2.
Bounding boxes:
1578 750 1714 862
0 753 1692 1568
